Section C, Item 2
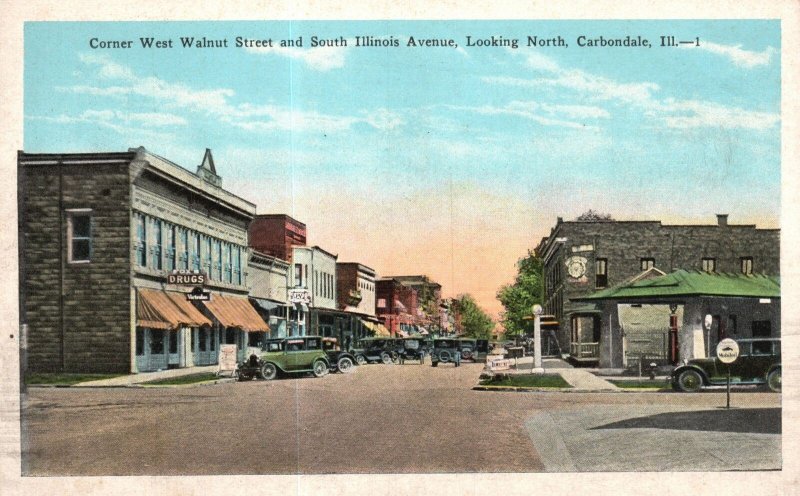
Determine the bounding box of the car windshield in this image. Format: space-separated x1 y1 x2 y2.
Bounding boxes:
751 341 774 356
405 340 419 349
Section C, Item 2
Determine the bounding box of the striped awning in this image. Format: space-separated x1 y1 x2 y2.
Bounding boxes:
202 294 270 332
360 320 377 332
137 288 212 330
374 323 391 337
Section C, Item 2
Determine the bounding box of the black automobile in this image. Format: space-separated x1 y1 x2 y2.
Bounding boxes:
396 337 430 363
430 338 461 367
322 337 358 373
352 337 400 365
671 338 781 392
457 338 491 361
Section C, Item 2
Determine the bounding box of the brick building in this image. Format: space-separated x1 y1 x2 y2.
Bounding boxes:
385 275 442 333
248 214 306 264
336 262 380 345
375 278 420 336
18 147 269 373
534 214 780 365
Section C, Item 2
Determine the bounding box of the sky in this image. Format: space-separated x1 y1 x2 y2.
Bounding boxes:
23 20 781 317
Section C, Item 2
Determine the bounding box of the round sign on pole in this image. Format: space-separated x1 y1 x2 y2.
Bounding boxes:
716 338 740 364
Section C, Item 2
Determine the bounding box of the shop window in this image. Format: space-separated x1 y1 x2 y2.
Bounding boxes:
640 258 655 271
727 315 738 335
136 329 145 356
702 257 716 273
741 257 753 275
199 329 207 351
150 330 164 354
752 320 771 337
135 214 147 267
169 332 177 353
595 258 608 288
166 225 176 271
225 327 236 344
209 330 216 351
67 209 92 263
152 219 163 270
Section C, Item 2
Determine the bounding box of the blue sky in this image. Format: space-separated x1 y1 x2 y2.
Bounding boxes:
23 20 781 315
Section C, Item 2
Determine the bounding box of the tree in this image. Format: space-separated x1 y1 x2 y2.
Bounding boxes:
496 251 544 338
575 209 614 222
452 294 494 339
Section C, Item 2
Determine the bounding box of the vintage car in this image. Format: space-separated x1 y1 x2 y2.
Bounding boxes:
430 338 461 367
243 337 330 380
671 338 781 392
352 338 400 365
457 338 491 361
321 337 358 373
396 337 430 363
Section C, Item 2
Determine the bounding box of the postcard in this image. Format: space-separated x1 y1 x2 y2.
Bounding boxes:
1 2 798 496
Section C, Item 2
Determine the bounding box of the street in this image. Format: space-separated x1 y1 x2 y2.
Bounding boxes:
21 363 781 475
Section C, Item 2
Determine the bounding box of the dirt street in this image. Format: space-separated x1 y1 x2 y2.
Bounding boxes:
20 362 781 475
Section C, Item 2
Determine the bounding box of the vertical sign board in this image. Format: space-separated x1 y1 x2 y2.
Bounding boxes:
716 338 740 409
218 344 238 377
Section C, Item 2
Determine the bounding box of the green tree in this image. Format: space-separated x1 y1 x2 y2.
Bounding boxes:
453 294 494 339
496 251 544 338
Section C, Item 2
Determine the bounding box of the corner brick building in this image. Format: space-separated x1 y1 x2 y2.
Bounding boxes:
534 215 780 365
18 147 268 373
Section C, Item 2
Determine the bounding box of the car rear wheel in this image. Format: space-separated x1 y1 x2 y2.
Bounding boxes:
767 368 781 392
338 356 355 373
312 360 328 378
260 363 277 381
461 349 473 360
355 355 367 365
438 350 451 363
676 369 703 392
381 352 393 364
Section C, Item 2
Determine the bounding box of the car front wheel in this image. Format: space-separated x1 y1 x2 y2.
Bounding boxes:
767 368 781 392
676 369 703 392
381 352 393 364
312 360 328 378
260 363 277 381
355 355 367 366
338 356 355 373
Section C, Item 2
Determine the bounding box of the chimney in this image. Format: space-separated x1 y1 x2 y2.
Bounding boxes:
716 214 728 227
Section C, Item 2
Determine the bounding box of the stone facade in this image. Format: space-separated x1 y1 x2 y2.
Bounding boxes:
336 263 377 318
535 215 780 359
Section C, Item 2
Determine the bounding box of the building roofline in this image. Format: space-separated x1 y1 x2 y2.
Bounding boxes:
249 249 290 267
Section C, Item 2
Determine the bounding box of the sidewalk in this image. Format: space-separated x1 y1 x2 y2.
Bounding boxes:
503 356 618 391
73 365 225 387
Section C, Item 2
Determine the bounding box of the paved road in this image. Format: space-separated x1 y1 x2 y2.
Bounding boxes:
20 363 781 475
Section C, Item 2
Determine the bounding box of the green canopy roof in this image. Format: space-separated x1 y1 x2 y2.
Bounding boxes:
574 270 780 301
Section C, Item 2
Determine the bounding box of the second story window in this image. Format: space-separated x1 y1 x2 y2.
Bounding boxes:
180 229 189 270
702 257 716 273
595 258 608 288
166 225 176 271
67 209 92 263
214 240 222 280
640 258 655 271
741 257 753 275
192 233 201 271
295 264 303 287
204 237 212 276
135 214 147 267
152 219 162 270
224 243 232 283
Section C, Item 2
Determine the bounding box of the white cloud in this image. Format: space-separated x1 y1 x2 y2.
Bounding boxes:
245 43 350 71
659 99 780 130
442 101 606 130
692 42 776 68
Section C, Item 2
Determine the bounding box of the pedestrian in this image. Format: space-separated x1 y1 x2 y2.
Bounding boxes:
454 350 461 367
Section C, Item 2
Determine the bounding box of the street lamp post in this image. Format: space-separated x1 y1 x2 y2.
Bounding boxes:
532 304 544 374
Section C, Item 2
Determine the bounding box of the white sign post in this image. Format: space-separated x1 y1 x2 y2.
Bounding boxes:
531 304 544 374
716 338 740 409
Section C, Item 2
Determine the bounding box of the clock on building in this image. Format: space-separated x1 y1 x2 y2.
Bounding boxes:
566 256 588 279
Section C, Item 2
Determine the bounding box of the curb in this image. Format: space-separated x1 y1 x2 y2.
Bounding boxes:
472 385 669 393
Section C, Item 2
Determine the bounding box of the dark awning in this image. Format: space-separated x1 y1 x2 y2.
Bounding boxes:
250 297 283 312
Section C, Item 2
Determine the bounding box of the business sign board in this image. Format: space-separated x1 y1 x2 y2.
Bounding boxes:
218 344 237 377
288 288 312 305
716 338 740 364
168 270 207 286
186 286 211 301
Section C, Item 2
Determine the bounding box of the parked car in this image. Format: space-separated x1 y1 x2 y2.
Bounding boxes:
396 337 429 363
322 337 358 373
430 338 461 367
251 337 330 380
671 338 781 392
456 338 491 361
352 338 400 365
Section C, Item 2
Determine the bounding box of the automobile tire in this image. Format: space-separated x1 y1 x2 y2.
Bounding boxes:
767 368 781 392
338 356 355 373
355 354 367 366
431 361 438 367
390 352 400 364
260 363 277 381
381 352 393 365
312 360 328 378
438 350 451 363
461 349 473 360
676 369 703 392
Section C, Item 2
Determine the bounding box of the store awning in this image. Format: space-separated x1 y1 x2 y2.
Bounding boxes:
417 326 430 335
250 297 282 312
360 319 377 332
397 330 409 338
374 323 391 337
137 288 212 330
202 294 270 332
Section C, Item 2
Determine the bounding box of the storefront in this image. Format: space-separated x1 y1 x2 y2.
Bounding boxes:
198 293 271 363
135 288 212 372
